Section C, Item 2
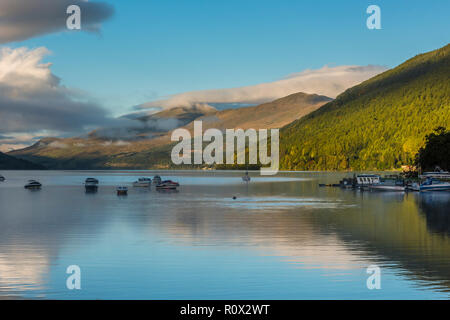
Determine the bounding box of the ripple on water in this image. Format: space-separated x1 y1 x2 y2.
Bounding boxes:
203 197 357 211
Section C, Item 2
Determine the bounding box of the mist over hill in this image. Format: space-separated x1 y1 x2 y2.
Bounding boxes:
9 92 330 169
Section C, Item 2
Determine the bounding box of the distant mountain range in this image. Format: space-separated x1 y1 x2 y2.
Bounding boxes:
280 44 450 170
9 44 449 171
0 152 45 170
9 92 330 169
183 93 331 132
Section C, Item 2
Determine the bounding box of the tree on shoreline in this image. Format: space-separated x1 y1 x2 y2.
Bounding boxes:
415 127 450 172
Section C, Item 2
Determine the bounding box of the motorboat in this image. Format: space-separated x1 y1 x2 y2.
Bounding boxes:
242 171 251 182
117 186 128 196
410 178 450 192
419 167 450 180
84 178 99 191
0 175 5 182
369 177 406 192
156 180 180 190
152 175 162 185
24 180 42 189
133 177 152 187
369 182 405 192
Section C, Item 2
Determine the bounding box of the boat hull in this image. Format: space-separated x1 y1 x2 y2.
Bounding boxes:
370 185 405 192
419 184 450 192
156 181 179 190
25 184 42 189
133 182 151 187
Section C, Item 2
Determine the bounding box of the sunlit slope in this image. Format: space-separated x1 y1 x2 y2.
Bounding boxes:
280 44 450 170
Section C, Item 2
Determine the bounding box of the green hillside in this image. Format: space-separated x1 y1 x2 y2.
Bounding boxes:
280 44 450 171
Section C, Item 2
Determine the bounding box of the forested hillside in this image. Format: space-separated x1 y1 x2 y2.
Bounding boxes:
280 44 450 170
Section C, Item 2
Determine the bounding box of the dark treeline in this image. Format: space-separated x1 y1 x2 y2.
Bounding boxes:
415 127 450 171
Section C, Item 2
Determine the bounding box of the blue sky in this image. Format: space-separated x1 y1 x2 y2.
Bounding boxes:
8 0 449 116
3 0 450 117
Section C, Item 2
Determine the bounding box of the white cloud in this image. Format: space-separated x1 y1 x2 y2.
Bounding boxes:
0 143 29 153
0 46 113 151
137 65 387 110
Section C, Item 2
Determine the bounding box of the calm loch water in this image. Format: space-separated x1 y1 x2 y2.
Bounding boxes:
0 170 450 299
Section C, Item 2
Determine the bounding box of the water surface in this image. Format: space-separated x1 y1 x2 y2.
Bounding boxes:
0 170 449 299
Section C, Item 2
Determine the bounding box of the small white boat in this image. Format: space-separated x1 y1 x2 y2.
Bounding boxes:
156 180 180 190
117 186 128 195
0 175 5 182
133 177 152 187
242 171 251 182
24 180 42 189
410 178 450 192
152 175 162 185
84 178 99 191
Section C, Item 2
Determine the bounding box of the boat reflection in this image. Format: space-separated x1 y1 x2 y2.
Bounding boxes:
1 172 450 298
417 192 450 236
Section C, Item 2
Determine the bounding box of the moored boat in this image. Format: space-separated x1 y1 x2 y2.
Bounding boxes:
84 178 99 191
419 168 450 180
152 175 162 185
369 178 406 192
133 177 152 187
24 180 42 189
117 186 128 195
356 174 381 189
0 174 5 182
156 180 180 190
410 178 450 192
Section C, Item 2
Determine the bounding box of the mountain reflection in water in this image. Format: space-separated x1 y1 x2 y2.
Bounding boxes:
0 171 449 299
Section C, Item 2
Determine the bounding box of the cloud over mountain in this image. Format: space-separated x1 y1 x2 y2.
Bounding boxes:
0 46 113 149
137 65 387 111
0 0 114 44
